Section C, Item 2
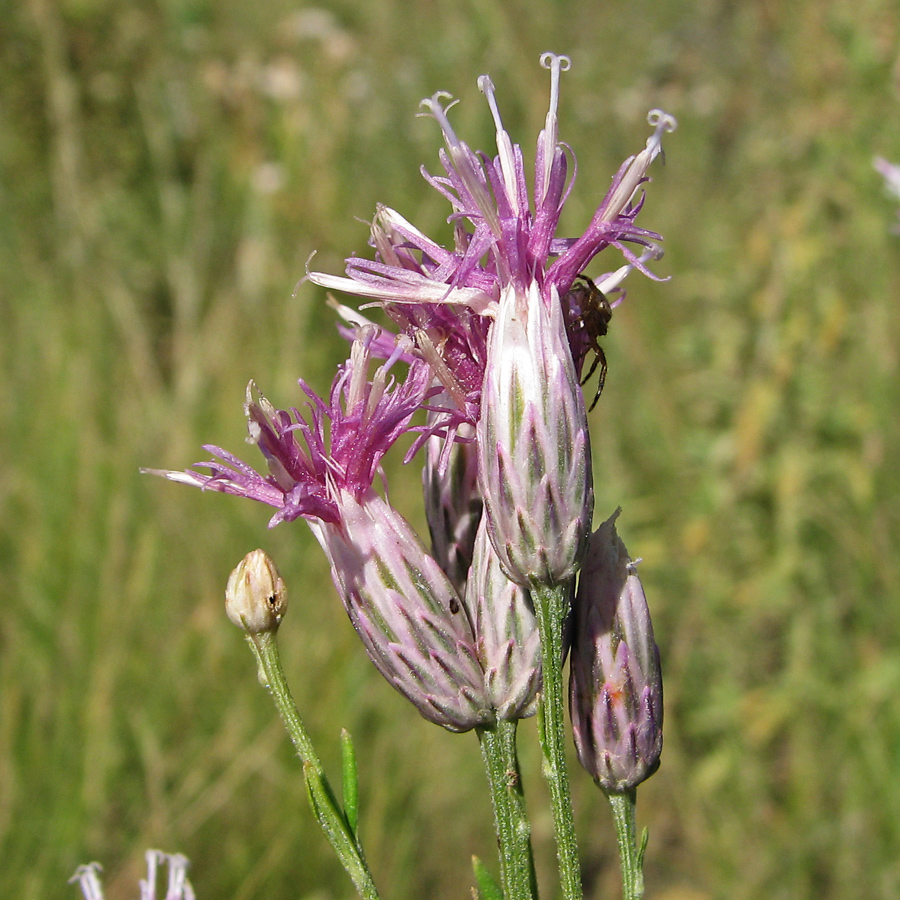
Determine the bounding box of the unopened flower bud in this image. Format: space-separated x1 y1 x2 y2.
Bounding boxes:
423 420 483 595
464 517 542 719
569 511 662 793
225 550 287 634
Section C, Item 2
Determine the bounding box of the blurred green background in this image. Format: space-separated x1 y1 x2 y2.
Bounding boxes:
3 0 900 897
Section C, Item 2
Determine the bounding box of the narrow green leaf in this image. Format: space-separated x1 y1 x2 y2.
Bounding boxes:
303 762 377 898
638 825 650 867
472 855 503 900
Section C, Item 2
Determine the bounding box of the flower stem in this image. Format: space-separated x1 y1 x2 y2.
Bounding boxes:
477 719 539 900
607 789 646 900
532 582 582 900
247 631 381 900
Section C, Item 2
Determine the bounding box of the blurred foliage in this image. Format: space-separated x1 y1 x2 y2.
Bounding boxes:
3 0 900 898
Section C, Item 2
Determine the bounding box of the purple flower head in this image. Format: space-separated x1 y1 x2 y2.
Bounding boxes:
147 54 677 734
316 205 492 429
145 327 434 527
307 55 675 586
147 330 493 731
307 53 675 424
569 510 663 794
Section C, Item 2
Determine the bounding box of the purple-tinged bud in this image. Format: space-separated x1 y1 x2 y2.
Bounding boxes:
464 517 542 719
311 487 492 733
423 420 483 595
477 280 593 587
225 550 288 634
569 511 662 793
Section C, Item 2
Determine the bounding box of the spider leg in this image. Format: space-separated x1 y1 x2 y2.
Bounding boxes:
587 348 608 412
581 351 600 386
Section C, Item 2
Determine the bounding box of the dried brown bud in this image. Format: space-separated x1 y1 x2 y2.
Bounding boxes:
225 550 287 633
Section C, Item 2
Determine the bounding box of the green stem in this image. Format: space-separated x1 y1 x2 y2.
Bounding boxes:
532 582 582 900
607 790 645 900
247 631 381 900
477 719 539 900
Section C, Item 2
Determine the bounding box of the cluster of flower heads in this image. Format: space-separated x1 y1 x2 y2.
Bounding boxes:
149 53 671 784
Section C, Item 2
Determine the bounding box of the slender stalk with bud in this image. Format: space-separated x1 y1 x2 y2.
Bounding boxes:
225 551 382 900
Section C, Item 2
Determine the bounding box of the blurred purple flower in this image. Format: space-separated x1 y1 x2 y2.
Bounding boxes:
875 156 900 233
70 851 194 900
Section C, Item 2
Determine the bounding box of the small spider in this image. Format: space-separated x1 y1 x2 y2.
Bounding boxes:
567 275 613 411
